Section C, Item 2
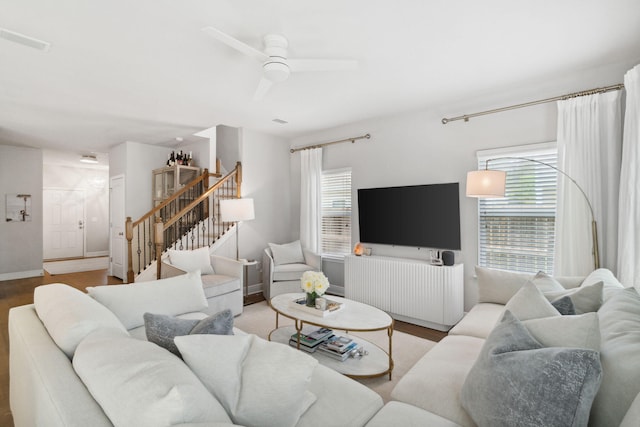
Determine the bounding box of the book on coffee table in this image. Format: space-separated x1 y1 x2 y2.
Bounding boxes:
289 328 334 349
317 340 358 361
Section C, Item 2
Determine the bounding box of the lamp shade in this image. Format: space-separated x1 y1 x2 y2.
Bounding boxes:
220 198 255 222
466 170 506 198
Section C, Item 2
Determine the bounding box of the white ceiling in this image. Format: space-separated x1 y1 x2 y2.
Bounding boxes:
2 0 640 156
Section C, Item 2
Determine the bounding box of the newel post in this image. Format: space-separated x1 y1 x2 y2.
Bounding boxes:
154 217 164 280
203 168 210 219
236 161 242 198
125 217 134 284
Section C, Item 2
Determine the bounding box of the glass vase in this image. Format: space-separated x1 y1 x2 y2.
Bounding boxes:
305 291 317 307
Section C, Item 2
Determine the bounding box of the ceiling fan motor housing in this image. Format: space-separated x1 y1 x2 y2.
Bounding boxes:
263 34 290 82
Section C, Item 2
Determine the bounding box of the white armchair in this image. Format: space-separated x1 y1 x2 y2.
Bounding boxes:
162 247 244 316
263 241 321 300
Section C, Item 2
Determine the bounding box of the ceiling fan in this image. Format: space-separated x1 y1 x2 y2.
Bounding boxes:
201 26 358 100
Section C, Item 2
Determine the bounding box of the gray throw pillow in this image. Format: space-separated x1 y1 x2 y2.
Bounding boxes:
191 309 234 336
551 295 576 315
144 309 234 356
545 281 604 314
461 310 602 427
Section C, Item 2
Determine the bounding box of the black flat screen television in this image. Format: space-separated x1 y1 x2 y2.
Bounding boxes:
357 182 461 250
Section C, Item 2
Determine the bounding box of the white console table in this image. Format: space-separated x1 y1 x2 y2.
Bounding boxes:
345 255 463 331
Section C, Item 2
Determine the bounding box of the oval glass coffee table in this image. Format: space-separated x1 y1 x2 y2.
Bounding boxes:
269 293 394 380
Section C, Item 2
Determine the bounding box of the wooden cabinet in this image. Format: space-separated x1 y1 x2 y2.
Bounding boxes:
152 165 200 207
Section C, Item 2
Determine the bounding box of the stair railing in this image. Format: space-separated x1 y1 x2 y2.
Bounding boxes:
126 161 242 282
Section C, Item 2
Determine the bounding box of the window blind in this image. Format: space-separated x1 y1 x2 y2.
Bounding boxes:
477 146 557 273
321 169 352 256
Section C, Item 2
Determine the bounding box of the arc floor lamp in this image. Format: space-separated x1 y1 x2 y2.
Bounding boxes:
466 157 600 270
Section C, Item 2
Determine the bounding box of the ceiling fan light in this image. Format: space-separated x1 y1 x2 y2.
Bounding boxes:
263 61 290 83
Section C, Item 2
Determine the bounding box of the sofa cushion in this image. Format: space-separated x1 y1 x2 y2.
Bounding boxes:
73 329 232 427
544 281 604 314
366 401 461 427
620 392 640 427
33 283 129 358
201 274 240 298
391 335 485 427
476 267 568 305
448 303 504 339
269 240 305 265
590 286 640 427
299 363 383 427
168 247 214 275
461 311 602 427
87 271 208 330
582 268 625 301
144 310 234 356
273 263 315 281
176 334 318 427
504 281 560 321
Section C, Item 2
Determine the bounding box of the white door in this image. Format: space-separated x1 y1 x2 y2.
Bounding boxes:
110 175 126 280
43 189 85 259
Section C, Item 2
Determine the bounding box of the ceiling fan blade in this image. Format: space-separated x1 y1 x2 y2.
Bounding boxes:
253 77 274 101
288 59 358 72
201 26 267 61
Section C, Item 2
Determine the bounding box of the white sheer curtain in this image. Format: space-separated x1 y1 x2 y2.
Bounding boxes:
618 64 640 287
299 148 322 253
554 91 622 276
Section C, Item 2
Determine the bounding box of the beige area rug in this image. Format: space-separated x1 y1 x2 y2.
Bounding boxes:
233 301 436 403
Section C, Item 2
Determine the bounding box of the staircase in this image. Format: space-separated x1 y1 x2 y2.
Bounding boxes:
126 162 242 282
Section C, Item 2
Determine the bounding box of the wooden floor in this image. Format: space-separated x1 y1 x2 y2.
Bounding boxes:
0 270 447 426
0 269 123 427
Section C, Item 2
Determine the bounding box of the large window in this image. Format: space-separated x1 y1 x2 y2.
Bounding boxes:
321 168 352 256
477 143 558 273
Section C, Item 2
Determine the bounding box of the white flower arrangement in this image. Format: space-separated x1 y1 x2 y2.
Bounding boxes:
300 270 330 296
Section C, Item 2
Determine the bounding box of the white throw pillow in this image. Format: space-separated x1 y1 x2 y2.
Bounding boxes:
544 281 604 314
87 271 208 330
582 268 625 300
269 240 305 265
530 271 565 293
504 281 560 321
73 329 231 427
522 312 601 350
168 247 214 275
34 283 129 358
176 334 318 427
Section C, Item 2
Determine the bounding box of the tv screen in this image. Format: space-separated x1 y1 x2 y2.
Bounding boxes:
357 182 461 250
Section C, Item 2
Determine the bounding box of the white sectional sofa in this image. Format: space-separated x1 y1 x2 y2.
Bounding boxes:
384 267 640 427
9 266 640 426
9 271 384 427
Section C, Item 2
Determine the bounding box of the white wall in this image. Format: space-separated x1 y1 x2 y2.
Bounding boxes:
290 63 632 310
0 145 43 279
217 125 241 173
216 128 293 264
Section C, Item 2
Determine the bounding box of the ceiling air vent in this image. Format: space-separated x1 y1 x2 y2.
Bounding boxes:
0 28 50 51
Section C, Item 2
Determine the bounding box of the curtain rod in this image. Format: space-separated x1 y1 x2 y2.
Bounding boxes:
290 133 371 153
441 83 624 125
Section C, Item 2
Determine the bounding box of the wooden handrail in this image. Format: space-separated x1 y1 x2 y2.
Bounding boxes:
126 161 241 282
164 165 240 229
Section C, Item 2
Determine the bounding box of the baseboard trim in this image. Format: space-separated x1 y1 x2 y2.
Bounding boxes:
0 269 44 281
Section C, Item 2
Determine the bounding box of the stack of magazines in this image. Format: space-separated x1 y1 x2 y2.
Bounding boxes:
317 335 358 361
288 327 334 353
